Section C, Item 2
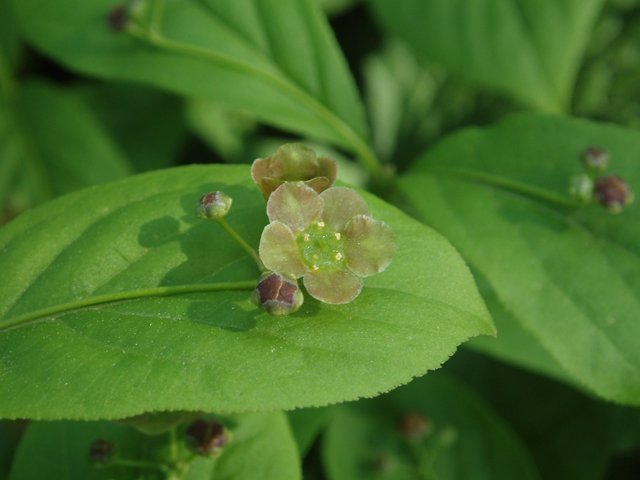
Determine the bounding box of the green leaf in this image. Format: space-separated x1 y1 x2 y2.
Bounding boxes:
400 113 640 405
74 82 187 173
366 0 605 113
322 372 541 480
18 80 134 196
8 412 300 480
13 0 377 171
0 164 493 420
0 421 23 480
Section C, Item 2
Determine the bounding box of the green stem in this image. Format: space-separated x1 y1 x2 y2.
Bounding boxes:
427 167 577 208
149 0 165 37
114 458 169 471
125 24 382 178
169 427 179 465
0 45 17 101
216 218 266 272
0 280 257 333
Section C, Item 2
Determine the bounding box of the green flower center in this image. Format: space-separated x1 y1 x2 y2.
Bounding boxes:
297 221 345 270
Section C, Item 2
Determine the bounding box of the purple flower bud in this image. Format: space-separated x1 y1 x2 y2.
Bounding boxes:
251 272 304 316
185 419 230 458
581 146 610 171
106 4 130 31
594 175 634 213
196 191 233 220
88 439 118 467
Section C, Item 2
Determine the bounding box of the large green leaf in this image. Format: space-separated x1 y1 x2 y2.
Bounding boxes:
0 164 493 420
400 113 640 405
0 79 134 218
8 412 300 480
322 372 540 480
12 0 375 168
366 0 605 113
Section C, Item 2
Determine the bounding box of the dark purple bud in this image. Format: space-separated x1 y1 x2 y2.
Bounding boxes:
251 272 304 316
88 439 118 467
397 412 432 441
594 175 634 213
196 191 233 220
185 419 230 458
106 5 129 31
581 146 610 171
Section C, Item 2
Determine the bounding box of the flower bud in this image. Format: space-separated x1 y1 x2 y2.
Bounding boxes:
88 439 118 467
594 175 634 213
397 412 432 441
581 146 610 171
184 419 230 458
251 272 304 316
569 173 593 204
196 191 233 220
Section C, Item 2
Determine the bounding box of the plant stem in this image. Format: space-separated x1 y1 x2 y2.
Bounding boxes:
169 427 179 464
114 457 169 471
215 218 266 272
0 280 257 332
125 23 383 178
427 167 577 208
149 0 165 37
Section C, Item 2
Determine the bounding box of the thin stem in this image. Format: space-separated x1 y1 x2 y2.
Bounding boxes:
169 427 179 465
149 0 165 37
125 24 383 178
114 457 169 471
427 167 577 208
0 280 257 333
216 218 266 272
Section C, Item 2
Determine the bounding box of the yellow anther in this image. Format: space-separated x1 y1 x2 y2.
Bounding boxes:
335 253 343 261
317 221 325 228
303 234 310 241
335 233 341 240
312 265 319 271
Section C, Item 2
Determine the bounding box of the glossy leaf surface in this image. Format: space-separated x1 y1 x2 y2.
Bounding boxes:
8 412 300 480
367 0 604 113
323 372 540 480
0 164 493 420
401 113 640 405
13 0 371 160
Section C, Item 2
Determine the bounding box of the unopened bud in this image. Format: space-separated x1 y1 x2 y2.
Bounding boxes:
581 146 610 171
196 191 233 220
185 419 230 458
594 175 634 213
397 412 432 441
106 4 130 31
88 439 118 467
569 173 594 204
251 272 304 316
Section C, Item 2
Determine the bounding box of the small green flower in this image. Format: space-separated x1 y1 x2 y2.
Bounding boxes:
252 143 338 201
259 182 397 304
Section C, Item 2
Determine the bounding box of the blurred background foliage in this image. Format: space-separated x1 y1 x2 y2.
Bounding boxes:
2 0 640 479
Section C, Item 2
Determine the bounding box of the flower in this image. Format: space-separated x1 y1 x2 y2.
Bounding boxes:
258 182 397 304
184 419 230 458
251 143 338 201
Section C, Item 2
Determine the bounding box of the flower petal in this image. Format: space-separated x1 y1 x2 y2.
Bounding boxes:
344 215 397 277
320 187 370 232
259 221 306 278
251 157 270 186
269 143 319 181
317 156 338 185
267 182 323 234
258 177 285 201
304 177 332 195
303 269 363 304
